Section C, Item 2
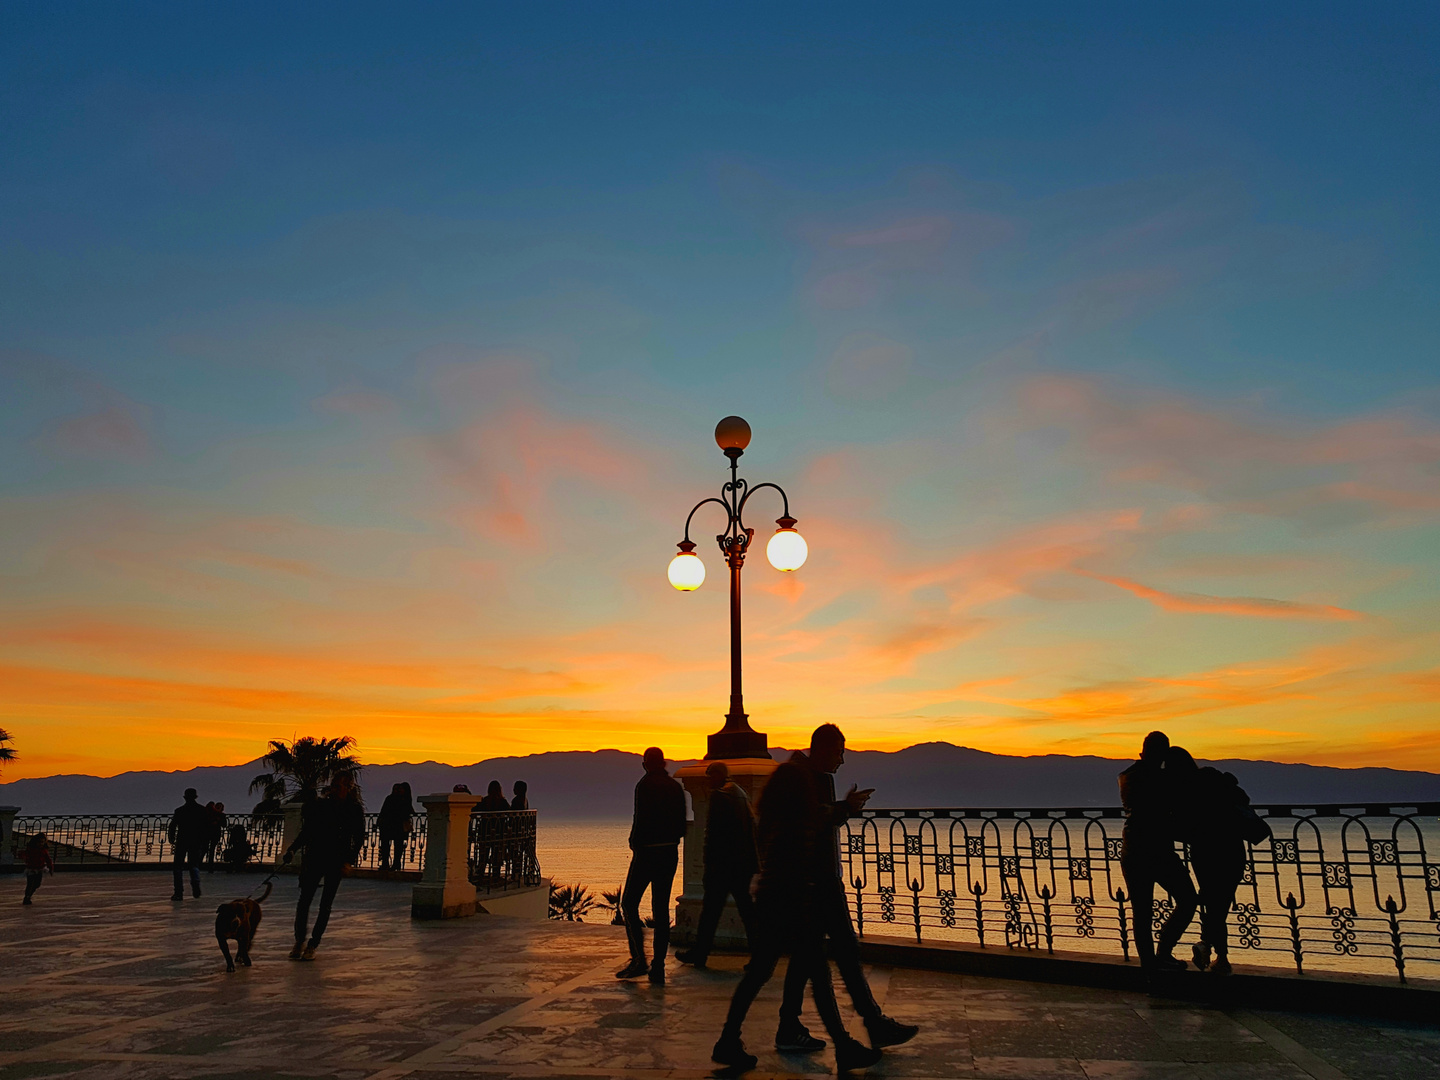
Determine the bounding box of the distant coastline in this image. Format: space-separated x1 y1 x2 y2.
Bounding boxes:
4 742 1438 816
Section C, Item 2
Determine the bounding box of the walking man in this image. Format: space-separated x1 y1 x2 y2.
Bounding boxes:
283 771 366 961
676 761 759 969
21 832 54 905
616 747 686 985
713 723 917 1072
168 788 209 901
1118 730 1198 971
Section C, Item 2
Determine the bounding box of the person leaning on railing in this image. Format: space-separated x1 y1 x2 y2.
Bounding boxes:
377 783 414 872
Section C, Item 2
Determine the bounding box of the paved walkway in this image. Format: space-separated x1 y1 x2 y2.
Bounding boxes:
1 873 1436 1080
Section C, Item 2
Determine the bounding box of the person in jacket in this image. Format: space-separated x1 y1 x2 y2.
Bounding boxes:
283 771 366 960
712 724 915 1072
478 780 510 811
510 780 529 810
377 782 414 871
1118 731 1197 971
1166 746 1266 976
168 788 210 901
616 747 687 985
676 761 758 969
22 832 54 904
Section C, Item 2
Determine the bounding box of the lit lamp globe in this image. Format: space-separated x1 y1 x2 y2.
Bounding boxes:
766 518 808 572
668 548 706 591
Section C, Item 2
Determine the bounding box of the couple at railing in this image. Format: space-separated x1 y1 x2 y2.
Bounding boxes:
1120 730 1272 976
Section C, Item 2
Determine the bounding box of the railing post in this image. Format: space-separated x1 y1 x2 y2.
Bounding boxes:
412 792 481 919
910 878 922 943
0 806 18 867
972 880 986 947
1385 896 1406 984
1116 888 1131 962
1040 885 1054 953
1285 892 1303 973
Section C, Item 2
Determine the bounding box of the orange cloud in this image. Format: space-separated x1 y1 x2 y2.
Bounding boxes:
1083 572 1364 621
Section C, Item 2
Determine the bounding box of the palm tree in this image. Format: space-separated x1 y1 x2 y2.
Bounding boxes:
548 883 597 922
601 887 625 925
0 727 14 772
248 735 362 813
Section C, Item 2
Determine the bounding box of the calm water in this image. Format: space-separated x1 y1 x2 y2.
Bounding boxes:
537 819 633 896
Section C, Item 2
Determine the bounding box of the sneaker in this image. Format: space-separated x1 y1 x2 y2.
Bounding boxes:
648 960 665 986
711 1035 758 1071
615 958 649 980
835 1038 883 1072
864 1014 918 1049
675 948 707 968
1151 954 1187 972
192 884 202 898
171 893 184 902
1191 941 1212 971
22 897 32 906
288 940 306 960
300 944 317 961
1210 957 1233 976
775 1022 826 1052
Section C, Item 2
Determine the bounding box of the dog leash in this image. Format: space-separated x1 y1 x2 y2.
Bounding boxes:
250 873 277 899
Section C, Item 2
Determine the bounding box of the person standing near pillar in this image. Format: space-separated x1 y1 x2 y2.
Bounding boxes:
1118 730 1197 972
168 788 209 901
676 761 759 969
284 771 366 961
616 747 687 985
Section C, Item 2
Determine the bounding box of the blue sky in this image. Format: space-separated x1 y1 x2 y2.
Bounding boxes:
2 4 1438 776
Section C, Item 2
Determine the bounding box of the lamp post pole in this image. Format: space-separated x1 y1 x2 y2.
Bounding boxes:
669 416 807 759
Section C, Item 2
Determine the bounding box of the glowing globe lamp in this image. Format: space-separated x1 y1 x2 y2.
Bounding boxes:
766 517 808 572
668 544 706 590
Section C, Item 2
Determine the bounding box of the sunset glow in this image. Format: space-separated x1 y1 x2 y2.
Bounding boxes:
2 9 1437 780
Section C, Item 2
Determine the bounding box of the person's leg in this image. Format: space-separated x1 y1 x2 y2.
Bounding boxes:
1121 851 1157 965
172 849 185 899
23 871 42 903
731 873 759 946
689 876 728 960
720 901 784 1041
820 884 881 1022
308 866 344 946
619 852 649 964
650 845 678 968
187 847 202 897
294 867 320 945
1211 847 1244 962
379 837 392 871
1154 850 1198 960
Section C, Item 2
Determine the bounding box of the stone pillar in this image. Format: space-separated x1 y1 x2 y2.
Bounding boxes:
281 801 305 872
412 792 481 919
0 806 18 868
672 757 777 948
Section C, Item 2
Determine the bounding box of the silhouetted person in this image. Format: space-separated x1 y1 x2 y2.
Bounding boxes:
1119 730 1197 971
676 762 759 968
1167 746 1268 977
205 802 227 869
511 780 529 810
223 822 255 871
377 782 414 871
283 772 366 961
452 783 472 793
22 832 53 905
169 788 209 900
617 746 686 985
479 780 509 811
713 724 911 1072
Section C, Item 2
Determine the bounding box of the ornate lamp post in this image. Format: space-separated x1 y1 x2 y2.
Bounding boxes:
669 415 808 759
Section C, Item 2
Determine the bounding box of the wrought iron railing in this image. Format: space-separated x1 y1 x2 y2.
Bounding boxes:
468 809 541 894
842 805 1440 982
10 812 427 872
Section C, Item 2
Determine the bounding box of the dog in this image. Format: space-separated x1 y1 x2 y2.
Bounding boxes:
215 875 273 972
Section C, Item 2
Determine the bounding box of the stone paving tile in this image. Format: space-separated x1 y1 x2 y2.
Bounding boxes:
2 872 1436 1080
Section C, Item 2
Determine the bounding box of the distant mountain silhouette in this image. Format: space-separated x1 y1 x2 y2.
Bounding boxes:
4 742 1438 816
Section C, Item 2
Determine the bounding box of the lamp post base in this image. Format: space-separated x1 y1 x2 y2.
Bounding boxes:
706 727 769 760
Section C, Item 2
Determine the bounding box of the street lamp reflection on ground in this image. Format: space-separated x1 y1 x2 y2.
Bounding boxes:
670 415 806 759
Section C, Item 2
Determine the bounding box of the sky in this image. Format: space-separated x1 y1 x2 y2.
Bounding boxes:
2 3 1438 780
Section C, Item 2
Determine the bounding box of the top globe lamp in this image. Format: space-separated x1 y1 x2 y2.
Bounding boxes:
668 542 706 591
766 516 808 572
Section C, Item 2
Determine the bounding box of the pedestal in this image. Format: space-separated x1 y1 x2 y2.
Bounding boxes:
672 756 778 948
0 806 18 868
412 792 481 919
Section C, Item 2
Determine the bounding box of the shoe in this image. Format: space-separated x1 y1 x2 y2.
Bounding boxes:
675 948 707 968
648 960 665 985
171 893 184 902
300 944 317 961
288 940 305 960
836 1038 883 1072
615 958 649 980
711 1035 757 1071
1210 957 1233 976
192 887 201 898
1151 954 1187 972
775 1022 826 1052
1191 942 1212 971
864 1014 918 1049
22 898 32 906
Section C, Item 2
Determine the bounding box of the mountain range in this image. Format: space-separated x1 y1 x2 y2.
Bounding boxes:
4 742 1439 817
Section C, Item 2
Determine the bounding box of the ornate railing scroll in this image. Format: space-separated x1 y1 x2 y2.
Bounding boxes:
467 809 541 894
842 804 1440 983
12 812 428 872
